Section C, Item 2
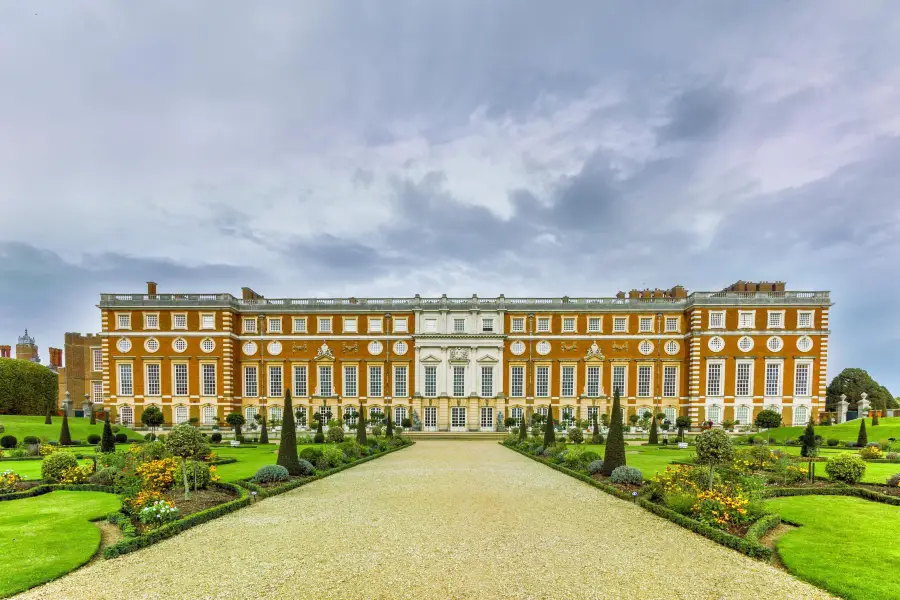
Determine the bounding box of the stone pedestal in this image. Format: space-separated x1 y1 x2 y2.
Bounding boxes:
62 391 74 417
82 394 93 419
837 395 849 423
858 392 870 417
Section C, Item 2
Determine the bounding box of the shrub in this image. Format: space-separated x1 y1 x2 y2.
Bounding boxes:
87 434 101 445
581 451 600 464
601 389 626 476
299 447 323 463
41 451 79 482
136 457 178 491
372 425 383 437
825 454 867 484
567 427 584 444
337 441 361 460
23 435 40 445
252 464 291 484
591 433 604 445
144 433 157 442
165 424 209 499
860 445 883 460
692 486 756 529
695 428 735 488
296 459 315 476
663 490 698 515
316 446 344 470
826 438 840 447
326 426 345 443
115 433 128 443
59 464 92 484
845 441 858 448
587 460 604 475
88 467 121 487
210 433 222 443
754 409 781 429
138 499 180 528
175 460 212 490
886 473 900 488
610 465 643 485
0 358 57 415
0 469 23 492
1 435 17 449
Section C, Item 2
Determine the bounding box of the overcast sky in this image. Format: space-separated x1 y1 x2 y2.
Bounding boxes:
1 1 898 391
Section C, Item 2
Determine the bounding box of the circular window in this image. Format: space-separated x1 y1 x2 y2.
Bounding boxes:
738 336 754 352
116 338 132 353
639 340 654 355
510 341 525 356
536 340 551 355
173 338 188 353
708 336 725 353
796 336 813 352
393 341 408 355
242 341 258 356
267 341 282 356
664 340 679 355
144 338 159 353
767 336 784 352
368 341 383 355
200 338 216 353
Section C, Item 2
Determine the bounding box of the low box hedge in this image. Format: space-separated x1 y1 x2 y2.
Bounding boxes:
503 443 773 561
0 456 44 462
0 483 115 503
763 486 900 506
743 514 782 544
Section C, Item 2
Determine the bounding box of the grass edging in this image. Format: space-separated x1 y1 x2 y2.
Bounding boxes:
763 486 900 505
502 443 772 560
744 514 782 544
235 442 414 498
0 483 115 503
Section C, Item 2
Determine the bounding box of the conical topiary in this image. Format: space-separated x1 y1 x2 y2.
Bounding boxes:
543 406 555 447
259 415 269 444
857 418 868 447
59 412 72 446
356 408 367 445
90 404 96 425
800 419 817 458
277 389 303 475
101 414 115 452
601 389 626 476
592 412 602 444
45 407 52 425
648 413 659 445
386 409 394 438
518 412 528 442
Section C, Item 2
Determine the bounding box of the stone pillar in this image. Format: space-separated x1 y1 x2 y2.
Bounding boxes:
858 392 870 417
82 393 93 418
837 394 849 423
62 391 73 417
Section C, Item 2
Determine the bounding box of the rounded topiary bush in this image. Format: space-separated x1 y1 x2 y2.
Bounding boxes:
581 451 600 464
252 464 290 484
316 446 345 470
0 435 17 449
827 438 840 447
326 426 344 443
23 435 40 445
176 461 212 489
297 459 315 476
299 447 323 463
210 432 222 443
88 467 121 486
114 433 128 443
610 465 643 485
591 433 604 445
825 453 866 484
41 451 79 482
587 460 605 475
144 433 157 442
886 473 900 488
87 434 101 445
567 427 584 444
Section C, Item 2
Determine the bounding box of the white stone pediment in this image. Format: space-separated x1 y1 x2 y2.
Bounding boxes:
476 354 499 363
421 354 442 364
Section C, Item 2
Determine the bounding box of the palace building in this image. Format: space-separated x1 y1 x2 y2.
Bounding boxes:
95 281 831 431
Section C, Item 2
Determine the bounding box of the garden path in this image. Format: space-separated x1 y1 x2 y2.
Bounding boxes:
15 441 833 599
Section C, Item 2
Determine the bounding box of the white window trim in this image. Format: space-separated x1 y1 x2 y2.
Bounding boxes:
764 359 784 398
172 312 188 331
562 316 577 333
639 316 654 333
266 316 282 333
115 312 132 331
662 365 678 398
797 310 814 329
394 365 409 397
268 364 283 398
91 347 103 373
292 317 308 333
200 313 216 330
144 362 162 397
636 364 653 398
393 317 409 333
424 318 438 333
560 364 576 398
143 312 160 330
664 316 680 333
613 316 628 333
708 310 726 330
793 360 813 398
343 317 358 333
705 360 725 398
482 317 495 333
343 365 358 397
534 364 551 398
243 318 258 334
738 310 756 329
453 317 467 333
172 362 189 397
734 360 754 398
368 317 383 333
611 364 628 397
767 310 786 329
368 365 383 397
587 315 603 333
200 362 217 397
511 317 526 333
293 364 308 397
318 317 333 334
509 364 525 398
536 316 551 333
243 365 259 398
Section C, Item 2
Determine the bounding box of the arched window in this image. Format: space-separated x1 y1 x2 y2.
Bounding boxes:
245 405 258 423
736 405 750 426
175 405 188 424
708 405 722 424
394 406 407 425
344 406 358 426
202 405 217 425
120 405 133 425
269 406 282 423
794 405 809 426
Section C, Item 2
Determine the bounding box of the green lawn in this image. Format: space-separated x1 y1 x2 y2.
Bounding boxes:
747 417 900 444
0 458 95 482
574 444 695 477
211 444 317 481
0 415 142 443
766 495 900 600
0 491 122 597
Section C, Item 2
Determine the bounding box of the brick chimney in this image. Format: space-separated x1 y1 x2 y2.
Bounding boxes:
242 287 264 300
147 281 158 295
0 345 10 359
49 347 62 368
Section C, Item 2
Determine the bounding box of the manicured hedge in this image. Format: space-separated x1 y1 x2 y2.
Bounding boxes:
744 514 782 544
0 358 58 414
763 486 900 506
0 456 44 462
209 457 238 466
503 443 773 560
0 483 115 502
103 482 251 558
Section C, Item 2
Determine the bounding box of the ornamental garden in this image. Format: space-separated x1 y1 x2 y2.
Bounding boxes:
0 390 412 598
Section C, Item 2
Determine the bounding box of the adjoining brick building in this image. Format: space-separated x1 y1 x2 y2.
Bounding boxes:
95 281 832 431
55 333 104 410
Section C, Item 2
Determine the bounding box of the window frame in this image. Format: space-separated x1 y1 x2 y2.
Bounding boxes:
172 362 189 397
393 318 409 333
201 362 217 397
735 360 753 398
243 365 258 398
480 365 493 397
794 361 812 397
318 317 333 334
293 365 308 397
738 310 756 329
266 317 282 333
764 360 783 397
368 317 383 333
452 366 466 397
481 318 495 333
200 313 216 330
611 364 627 397
453 318 466 333
706 361 724 398
343 317 358 333
534 365 550 398
292 317 308 333
268 365 283 398
708 311 726 330
424 366 437 397
511 317 525 333
562 316 576 333
116 312 131 330
560 365 575 397
767 310 786 329
588 316 602 333
613 316 628 333
143 312 160 330
243 318 258 334
637 365 652 398
318 365 333 396
662 365 677 398
797 310 814 329
536 317 551 333
394 365 408 397
424 318 437 333
586 366 601 397
343 365 358 397
172 312 188 331
639 316 654 333
145 362 161 397
92 348 103 373
510 365 525 398
368 365 383 397
664 316 680 333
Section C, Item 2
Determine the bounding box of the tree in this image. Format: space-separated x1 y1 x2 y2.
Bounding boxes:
648 413 659 445
226 412 245 439
89 403 96 425
141 405 164 431
694 428 734 488
872 411 880 426
675 415 691 442
800 420 819 482
165 424 208 499
591 413 602 444
826 368 896 411
628 413 639 426
259 415 269 444
600 413 610 428
44 407 52 425
543 407 555 447
295 407 306 428
754 409 781 430
0 359 57 415
356 407 367 445
277 389 303 475
386 409 394 438
518 413 528 442
601 389 626 476
857 418 868 447
59 412 72 446
101 414 116 452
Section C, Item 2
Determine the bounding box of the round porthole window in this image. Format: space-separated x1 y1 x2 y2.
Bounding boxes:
368 341 383 355
510 341 525 356
267 341 282 356
116 338 132 353
173 338 188 353
708 336 725 353
201 338 216 353
144 338 159 353
536 341 551 355
664 340 679 355
796 336 813 352
639 340 654 355
767 336 784 352
242 341 258 356
738 336 754 352
393 341 408 355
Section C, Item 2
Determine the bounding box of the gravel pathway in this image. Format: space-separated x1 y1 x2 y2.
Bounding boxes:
16 442 833 600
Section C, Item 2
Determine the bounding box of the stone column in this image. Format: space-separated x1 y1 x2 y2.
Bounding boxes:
82 394 93 418
857 392 870 417
62 391 73 417
837 394 849 423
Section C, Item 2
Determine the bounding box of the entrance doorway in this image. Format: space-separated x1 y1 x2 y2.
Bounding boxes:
424 406 437 431
480 407 493 431
450 406 467 431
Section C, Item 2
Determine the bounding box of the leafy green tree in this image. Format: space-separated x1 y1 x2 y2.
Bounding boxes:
857 418 868 447
59 412 72 445
826 368 896 411
543 407 555 447
45 407 52 425
101 414 116 452
294 407 306 427
872 412 880 426
648 413 659 445
356 407 367 445
675 415 691 441
141 405 164 431
0 359 57 415
600 413 610 428
277 389 303 475
601 390 626 476
754 409 781 430
226 412 245 439
694 428 734 488
628 413 639 426
165 424 208 499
